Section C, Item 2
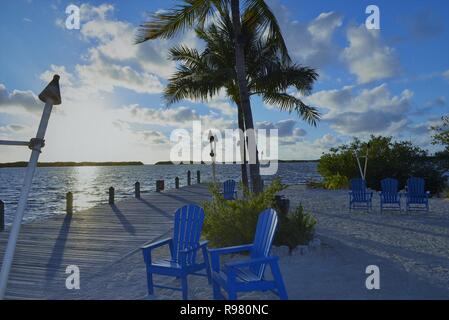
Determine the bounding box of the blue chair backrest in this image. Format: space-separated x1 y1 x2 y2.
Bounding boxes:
172 204 205 265
350 178 368 201
250 209 278 279
223 179 236 199
350 178 367 192
407 177 425 195
381 178 398 193
381 178 399 202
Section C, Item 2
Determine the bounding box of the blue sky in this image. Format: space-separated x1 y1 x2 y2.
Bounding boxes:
0 0 448 163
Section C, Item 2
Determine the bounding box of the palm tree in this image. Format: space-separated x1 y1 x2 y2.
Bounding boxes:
136 0 289 192
164 16 320 187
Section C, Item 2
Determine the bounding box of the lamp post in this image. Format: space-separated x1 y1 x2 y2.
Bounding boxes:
0 75 61 299
208 131 217 183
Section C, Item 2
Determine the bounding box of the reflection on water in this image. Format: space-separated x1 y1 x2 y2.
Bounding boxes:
0 163 321 225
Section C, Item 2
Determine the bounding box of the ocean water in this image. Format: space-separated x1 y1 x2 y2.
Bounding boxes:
0 162 321 225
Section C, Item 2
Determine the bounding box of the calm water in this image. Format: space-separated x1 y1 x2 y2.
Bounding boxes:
0 162 321 225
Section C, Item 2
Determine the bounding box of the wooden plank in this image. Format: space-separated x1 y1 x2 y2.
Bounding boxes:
0 184 211 299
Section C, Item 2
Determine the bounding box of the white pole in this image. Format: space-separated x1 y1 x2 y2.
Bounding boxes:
363 149 369 180
354 151 364 180
0 75 60 299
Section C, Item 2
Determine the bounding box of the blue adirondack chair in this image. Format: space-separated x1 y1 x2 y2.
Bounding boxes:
208 209 288 300
141 204 211 300
379 178 401 212
222 179 237 200
349 178 373 211
405 177 430 212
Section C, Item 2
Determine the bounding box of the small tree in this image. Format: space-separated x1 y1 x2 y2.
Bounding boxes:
431 115 449 171
431 115 449 151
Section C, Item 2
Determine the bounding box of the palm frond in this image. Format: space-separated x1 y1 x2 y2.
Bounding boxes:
135 0 219 43
262 92 321 126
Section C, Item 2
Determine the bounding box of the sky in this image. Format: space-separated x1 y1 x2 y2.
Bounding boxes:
0 0 448 164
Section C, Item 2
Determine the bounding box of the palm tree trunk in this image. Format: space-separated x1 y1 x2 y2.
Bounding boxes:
237 102 249 188
231 0 262 193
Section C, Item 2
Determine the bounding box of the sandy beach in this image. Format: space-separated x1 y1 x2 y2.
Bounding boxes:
51 185 449 300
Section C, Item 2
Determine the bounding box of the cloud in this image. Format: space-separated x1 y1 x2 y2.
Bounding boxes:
306 84 413 135
257 119 306 145
314 133 341 148
443 69 449 81
269 0 343 68
119 104 233 130
78 4 200 80
75 50 163 94
0 83 42 114
341 25 400 83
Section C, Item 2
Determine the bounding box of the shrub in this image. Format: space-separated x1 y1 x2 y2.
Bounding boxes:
202 179 287 248
317 135 447 194
323 173 349 190
202 179 317 251
273 204 317 251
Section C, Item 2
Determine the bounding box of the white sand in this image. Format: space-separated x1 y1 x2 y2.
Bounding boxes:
54 185 449 300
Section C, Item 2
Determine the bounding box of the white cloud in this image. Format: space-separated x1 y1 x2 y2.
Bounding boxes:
269 1 343 68
119 104 233 130
75 50 163 94
0 83 42 114
306 84 413 135
341 25 400 83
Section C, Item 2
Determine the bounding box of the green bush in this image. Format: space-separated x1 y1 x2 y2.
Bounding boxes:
323 173 349 190
317 135 447 194
202 179 287 248
203 179 316 250
202 179 317 251
273 204 317 251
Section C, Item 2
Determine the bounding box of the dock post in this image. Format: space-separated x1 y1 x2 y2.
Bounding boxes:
66 192 73 215
175 177 179 189
135 182 140 199
156 180 165 192
0 200 4 232
187 170 191 186
197 170 201 184
109 187 115 205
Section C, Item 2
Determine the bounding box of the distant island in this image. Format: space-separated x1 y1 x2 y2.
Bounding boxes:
154 160 318 165
0 161 144 168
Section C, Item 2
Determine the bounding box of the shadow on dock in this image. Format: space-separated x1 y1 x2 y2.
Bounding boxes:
45 214 72 281
111 204 136 235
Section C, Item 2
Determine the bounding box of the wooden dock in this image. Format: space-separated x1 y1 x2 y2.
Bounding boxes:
0 184 211 299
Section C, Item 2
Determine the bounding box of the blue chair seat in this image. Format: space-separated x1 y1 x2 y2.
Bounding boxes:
405 177 430 212
349 178 373 211
379 178 401 212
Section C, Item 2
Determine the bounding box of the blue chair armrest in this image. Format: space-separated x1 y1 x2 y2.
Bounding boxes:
208 244 253 273
208 244 253 257
141 238 172 251
224 256 278 270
